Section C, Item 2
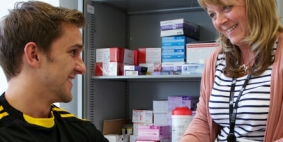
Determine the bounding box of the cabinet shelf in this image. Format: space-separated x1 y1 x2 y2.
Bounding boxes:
92 74 202 81
93 0 203 15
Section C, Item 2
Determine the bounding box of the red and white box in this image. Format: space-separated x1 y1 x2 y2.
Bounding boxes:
95 62 124 76
186 42 219 64
137 125 170 140
96 47 135 64
132 110 153 123
138 48 161 64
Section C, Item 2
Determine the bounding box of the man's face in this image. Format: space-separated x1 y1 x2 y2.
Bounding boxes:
40 22 85 103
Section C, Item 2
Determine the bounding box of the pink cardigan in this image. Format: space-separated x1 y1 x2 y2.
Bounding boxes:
180 33 283 142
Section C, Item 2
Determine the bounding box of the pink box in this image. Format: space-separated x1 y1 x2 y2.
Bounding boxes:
138 125 170 140
135 139 169 142
96 47 134 64
133 122 153 136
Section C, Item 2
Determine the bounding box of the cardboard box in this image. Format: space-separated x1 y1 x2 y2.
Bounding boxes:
103 119 131 135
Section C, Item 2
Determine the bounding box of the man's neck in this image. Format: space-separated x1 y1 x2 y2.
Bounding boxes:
5 79 52 118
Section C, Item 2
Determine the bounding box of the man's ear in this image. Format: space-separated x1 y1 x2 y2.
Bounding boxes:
24 42 41 68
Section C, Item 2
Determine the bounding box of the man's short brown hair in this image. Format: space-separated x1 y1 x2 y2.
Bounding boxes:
0 1 85 81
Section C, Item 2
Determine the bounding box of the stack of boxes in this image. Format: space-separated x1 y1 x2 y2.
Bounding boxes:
95 47 135 76
131 105 171 142
131 110 154 142
130 96 199 142
153 100 168 126
160 19 200 75
138 48 162 74
94 19 219 77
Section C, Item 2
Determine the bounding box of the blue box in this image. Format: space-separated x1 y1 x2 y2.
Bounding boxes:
161 36 196 62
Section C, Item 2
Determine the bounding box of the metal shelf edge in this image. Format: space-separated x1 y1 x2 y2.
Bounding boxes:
92 74 202 80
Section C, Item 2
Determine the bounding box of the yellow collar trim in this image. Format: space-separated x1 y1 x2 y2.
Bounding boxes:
23 112 55 128
0 112 8 119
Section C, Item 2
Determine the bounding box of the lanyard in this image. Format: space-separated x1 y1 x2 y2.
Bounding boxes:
226 74 252 142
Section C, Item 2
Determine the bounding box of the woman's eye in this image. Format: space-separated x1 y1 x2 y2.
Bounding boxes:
223 5 232 11
209 13 216 19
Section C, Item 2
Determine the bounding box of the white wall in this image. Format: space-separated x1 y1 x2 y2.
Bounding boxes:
0 0 28 94
0 68 7 94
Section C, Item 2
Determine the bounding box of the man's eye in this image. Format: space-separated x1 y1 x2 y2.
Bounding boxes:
70 50 76 56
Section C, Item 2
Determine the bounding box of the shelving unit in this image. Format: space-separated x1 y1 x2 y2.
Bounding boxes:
92 74 202 80
82 0 217 131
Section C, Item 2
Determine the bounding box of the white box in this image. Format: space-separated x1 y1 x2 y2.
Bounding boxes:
132 110 153 123
104 134 120 142
125 71 139 76
186 42 219 64
160 19 199 29
153 100 168 113
160 19 200 40
181 63 205 75
130 135 138 142
161 62 185 71
153 113 167 125
138 48 161 63
124 65 136 71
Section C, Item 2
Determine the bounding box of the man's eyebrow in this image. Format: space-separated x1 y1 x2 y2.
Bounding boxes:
71 44 84 50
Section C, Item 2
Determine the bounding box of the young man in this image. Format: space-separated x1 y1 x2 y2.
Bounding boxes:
0 1 109 141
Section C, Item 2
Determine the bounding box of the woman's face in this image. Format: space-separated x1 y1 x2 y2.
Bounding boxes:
206 0 248 47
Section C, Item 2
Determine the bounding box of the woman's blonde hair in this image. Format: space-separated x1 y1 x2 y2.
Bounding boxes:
198 0 283 77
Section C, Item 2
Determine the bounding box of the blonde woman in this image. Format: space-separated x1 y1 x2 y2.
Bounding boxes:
180 0 283 141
